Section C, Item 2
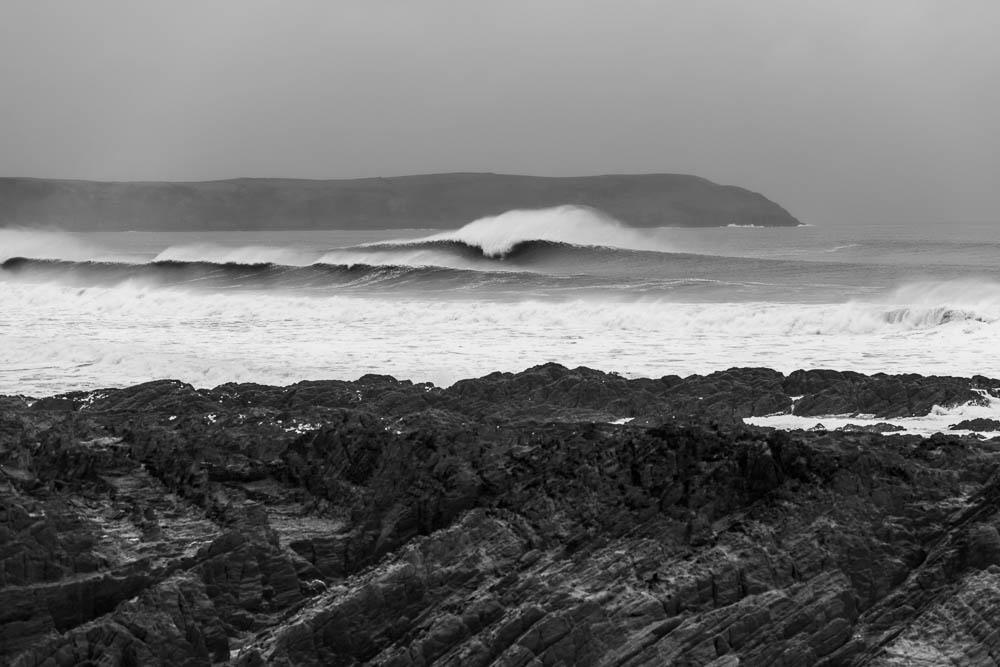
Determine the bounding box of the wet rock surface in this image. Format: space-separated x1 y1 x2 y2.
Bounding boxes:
950 418 1000 432
3 364 1000 665
837 423 907 434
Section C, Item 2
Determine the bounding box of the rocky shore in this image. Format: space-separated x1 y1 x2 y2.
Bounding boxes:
3 364 1000 665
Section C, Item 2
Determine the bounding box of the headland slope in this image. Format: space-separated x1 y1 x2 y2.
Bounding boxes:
0 173 801 230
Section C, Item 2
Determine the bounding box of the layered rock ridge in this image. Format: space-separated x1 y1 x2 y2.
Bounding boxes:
2 364 999 665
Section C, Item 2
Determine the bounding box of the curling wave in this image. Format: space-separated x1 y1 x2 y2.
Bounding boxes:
317 238 650 273
315 206 667 270
410 205 659 257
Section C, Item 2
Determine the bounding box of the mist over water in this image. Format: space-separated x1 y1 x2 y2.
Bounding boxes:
3 207 1000 399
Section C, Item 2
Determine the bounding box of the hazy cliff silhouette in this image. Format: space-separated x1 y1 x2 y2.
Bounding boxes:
0 173 800 230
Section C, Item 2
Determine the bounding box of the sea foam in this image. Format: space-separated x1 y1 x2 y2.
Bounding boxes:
2 281 997 395
746 390 1000 437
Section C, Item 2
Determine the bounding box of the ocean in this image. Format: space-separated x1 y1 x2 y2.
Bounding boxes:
2 206 998 409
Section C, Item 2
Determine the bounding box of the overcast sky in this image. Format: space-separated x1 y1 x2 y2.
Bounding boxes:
0 1 997 224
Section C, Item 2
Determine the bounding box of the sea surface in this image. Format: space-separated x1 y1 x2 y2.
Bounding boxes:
2 206 999 419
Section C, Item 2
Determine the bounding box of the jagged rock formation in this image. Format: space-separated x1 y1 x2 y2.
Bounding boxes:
0 173 801 230
3 364 1000 665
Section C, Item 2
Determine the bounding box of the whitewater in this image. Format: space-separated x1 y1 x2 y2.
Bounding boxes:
3 207 1000 434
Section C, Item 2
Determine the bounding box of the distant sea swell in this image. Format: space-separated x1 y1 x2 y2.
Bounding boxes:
3 206 1000 393
4 204 1000 317
0 206 781 295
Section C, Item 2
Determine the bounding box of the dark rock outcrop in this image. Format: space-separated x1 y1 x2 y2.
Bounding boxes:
784 369 999 419
950 418 1000 432
0 173 802 230
3 364 1000 665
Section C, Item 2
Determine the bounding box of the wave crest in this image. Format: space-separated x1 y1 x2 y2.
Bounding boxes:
375 205 658 258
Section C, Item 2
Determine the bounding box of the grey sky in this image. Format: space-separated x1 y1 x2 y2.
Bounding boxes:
1 0 997 224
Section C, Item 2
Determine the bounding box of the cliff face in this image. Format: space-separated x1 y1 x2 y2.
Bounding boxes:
4 365 999 666
0 173 801 230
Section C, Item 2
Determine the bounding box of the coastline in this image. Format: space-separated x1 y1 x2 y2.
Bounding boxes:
14 363 1000 436
4 363 1000 664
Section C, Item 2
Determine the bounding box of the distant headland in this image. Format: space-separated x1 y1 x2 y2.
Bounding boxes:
0 172 801 230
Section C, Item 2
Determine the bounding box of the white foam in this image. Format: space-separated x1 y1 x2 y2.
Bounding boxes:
746 391 1000 438
1 282 998 396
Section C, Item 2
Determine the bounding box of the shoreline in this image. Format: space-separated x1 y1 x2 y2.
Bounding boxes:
11 363 1000 438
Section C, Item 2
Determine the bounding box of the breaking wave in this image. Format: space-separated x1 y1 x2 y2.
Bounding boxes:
0 206 686 286
317 238 640 272
317 206 665 269
413 205 658 257
0 207 671 275
2 255 997 334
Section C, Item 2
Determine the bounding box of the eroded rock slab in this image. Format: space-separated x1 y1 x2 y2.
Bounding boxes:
2 364 1000 665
